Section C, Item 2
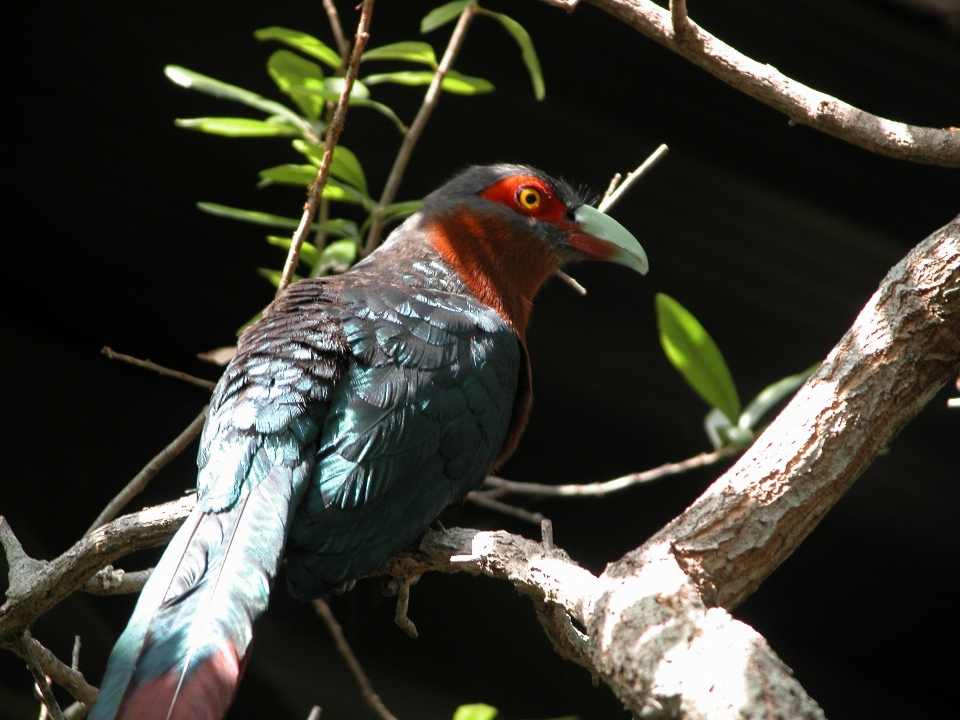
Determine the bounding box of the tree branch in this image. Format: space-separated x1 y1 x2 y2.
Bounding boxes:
483 446 736 497
276 0 375 295
558 0 960 166
313 598 399 720
84 407 207 535
0 497 193 643
623 214 960 610
101 347 215 390
9 633 98 707
363 4 478 253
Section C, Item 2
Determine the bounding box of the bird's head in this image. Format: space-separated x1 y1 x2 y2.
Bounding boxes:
419 164 648 334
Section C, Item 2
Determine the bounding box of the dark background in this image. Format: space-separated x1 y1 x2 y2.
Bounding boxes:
2 1 958 718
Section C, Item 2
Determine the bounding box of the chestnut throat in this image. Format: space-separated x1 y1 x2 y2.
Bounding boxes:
427 209 560 336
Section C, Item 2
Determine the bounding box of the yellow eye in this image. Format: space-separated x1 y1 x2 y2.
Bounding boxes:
517 187 542 210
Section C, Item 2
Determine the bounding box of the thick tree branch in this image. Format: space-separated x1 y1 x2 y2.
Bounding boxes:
620 215 960 610
558 0 960 166
0 497 193 643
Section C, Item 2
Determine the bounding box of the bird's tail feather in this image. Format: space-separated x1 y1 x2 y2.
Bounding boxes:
90 451 309 720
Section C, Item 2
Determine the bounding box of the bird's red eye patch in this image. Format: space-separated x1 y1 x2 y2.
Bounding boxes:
479 174 566 223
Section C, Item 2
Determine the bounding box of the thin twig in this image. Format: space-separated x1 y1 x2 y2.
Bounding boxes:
312 599 399 720
15 632 67 720
101 347 216 390
484 446 737 497
553 269 588 295
13 633 98 707
669 0 690 41
363 4 477 254
306 707 322 720
597 144 669 213
601 172 621 204
323 0 350 63
277 0 375 295
466 492 545 525
70 637 80 673
85 407 208 535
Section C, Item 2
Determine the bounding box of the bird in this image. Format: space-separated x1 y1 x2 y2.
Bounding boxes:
88 164 648 720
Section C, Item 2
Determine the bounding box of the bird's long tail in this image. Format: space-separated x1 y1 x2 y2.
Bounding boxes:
89 451 308 720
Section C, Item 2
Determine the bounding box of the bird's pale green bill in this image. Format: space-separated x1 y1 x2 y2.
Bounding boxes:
569 204 648 275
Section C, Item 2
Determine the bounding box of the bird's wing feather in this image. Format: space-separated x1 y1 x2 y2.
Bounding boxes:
90 280 348 720
285 278 521 597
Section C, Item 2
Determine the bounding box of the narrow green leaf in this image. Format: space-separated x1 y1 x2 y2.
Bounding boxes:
258 164 317 186
314 239 359 276
197 202 349 234
266 235 320 266
254 27 341 69
257 267 302 288
363 70 493 95
267 50 325 121
285 77 371 103
329 145 367 195
347 98 407 133
174 117 300 137
292 138 324 166
164 65 307 128
422 0 472 33
256 166 369 206
452 704 498 720
656 293 741 423
362 41 438 68
738 364 819 430
481 11 545 100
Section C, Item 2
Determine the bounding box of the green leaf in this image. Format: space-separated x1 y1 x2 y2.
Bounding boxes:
291 141 369 195
656 293 741 423
738 364 818 430
257 267 302 288
196 202 350 234
164 65 307 129
314 239 359 276
351 98 407 133
285 77 371 103
481 11 545 100
258 164 317 186
422 0 472 33
174 117 301 137
254 27 341 69
256 166 369 206
266 235 320 266
292 138 324 166
362 41 438 68
452 704 498 720
267 50 325 120
363 70 493 95
360 200 424 233
329 145 367 195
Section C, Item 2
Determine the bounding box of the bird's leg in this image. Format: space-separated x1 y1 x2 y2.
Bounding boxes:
393 576 420 639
